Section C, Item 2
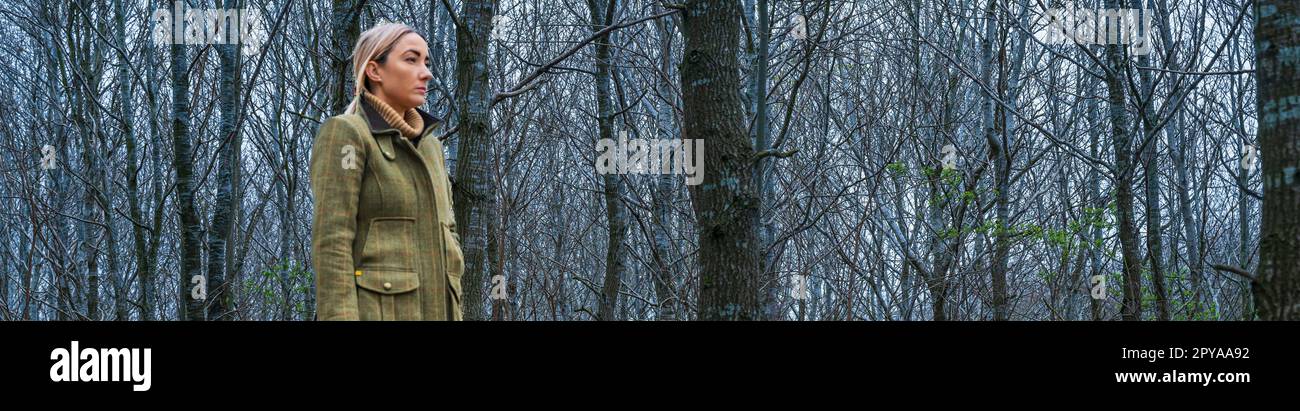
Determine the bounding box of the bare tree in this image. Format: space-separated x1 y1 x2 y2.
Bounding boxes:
681 0 761 320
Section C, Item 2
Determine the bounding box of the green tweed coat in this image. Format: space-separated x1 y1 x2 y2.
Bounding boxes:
310 100 463 321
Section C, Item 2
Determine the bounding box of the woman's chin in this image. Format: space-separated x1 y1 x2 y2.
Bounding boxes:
409 96 427 108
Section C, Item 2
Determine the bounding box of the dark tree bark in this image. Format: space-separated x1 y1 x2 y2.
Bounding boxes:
1253 0 1300 320
1103 0 1143 321
590 0 629 322
330 0 366 115
682 0 761 320
749 0 778 320
207 0 244 320
1132 1 1170 322
453 0 497 321
171 0 204 321
979 0 1010 321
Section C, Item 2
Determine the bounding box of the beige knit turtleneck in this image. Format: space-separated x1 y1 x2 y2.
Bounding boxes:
362 91 424 138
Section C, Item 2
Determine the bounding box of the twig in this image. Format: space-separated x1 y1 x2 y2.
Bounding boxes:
441 8 681 141
752 148 799 162
1211 264 1254 282
1134 66 1255 76
490 9 680 106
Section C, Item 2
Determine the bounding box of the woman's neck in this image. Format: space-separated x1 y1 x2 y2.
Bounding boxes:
362 89 424 138
369 89 411 114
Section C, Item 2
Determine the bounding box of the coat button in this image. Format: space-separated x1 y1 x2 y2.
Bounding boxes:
383 282 393 290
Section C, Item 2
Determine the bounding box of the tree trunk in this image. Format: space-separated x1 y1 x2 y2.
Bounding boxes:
330 0 365 115
453 0 497 321
682 0 761 320
979 0 1010 320
1253 0 1300 320
171 2 205 321
590 0 629 322
650 16 680 321
749 0 778 321
1103 0 1142 321
71 0 103 321
1155 0 1204 319
206 0 243 320
129 7 161 320
1133 3 1169 321
1087 72 1104 321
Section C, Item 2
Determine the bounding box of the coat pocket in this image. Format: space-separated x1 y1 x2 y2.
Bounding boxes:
361 217 416 271
355 269 422 321
442 222 465 319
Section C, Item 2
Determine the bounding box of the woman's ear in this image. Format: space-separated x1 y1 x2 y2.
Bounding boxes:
364 60 382 87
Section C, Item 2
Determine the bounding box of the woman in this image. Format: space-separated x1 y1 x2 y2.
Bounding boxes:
310 23 463 321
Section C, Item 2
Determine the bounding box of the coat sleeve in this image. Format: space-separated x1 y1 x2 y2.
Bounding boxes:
310 118 367 320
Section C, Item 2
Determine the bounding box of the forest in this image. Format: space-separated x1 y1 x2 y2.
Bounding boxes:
0 0 1296 321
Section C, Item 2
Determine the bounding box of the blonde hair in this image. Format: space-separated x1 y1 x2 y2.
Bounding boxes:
345 22 418 114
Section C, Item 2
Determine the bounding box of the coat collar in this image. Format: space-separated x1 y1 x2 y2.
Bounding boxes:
359 96 441 144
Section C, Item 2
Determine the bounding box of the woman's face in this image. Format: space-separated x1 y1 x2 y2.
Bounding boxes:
366 33 433 112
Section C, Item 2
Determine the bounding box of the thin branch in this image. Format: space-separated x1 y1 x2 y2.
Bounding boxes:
1211 264 1255 282
490 9 680 106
